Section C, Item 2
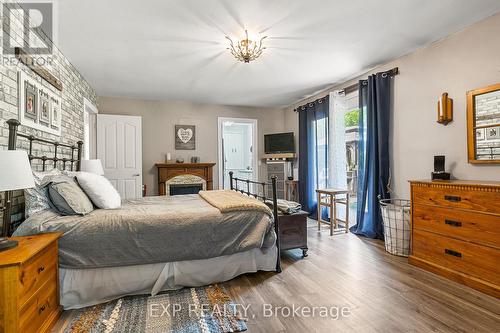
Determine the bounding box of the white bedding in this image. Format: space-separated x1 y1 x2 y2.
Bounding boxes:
60 245 277 309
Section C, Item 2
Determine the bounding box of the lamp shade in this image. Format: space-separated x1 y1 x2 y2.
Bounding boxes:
80 159 104 175
0 150 35 191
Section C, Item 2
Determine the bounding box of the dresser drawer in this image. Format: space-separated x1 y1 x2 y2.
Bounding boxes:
412 229 500 285
18 242 58 306
412 184 500 214
19 278 59 333
412 204 500 249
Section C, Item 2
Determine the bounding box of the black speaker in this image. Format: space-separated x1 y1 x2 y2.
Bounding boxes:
432 155 450 180
434 155 445 172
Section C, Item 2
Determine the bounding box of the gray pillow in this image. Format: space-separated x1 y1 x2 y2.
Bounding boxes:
24 168 62 217
48 177 94 215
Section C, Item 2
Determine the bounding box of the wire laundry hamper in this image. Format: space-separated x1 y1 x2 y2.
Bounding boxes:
379 197 411 257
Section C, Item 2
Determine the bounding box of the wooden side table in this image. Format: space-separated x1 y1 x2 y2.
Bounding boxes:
0 233 63 333
285 180 299 202
316 188 350 236
278 210 309 257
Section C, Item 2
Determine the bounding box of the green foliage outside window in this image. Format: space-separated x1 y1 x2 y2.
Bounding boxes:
344 108 360 127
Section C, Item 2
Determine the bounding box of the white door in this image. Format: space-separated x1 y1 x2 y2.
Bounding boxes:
224 132 245 170
97 114 142 199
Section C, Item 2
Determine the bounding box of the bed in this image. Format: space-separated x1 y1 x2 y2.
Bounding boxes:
4 119 281 309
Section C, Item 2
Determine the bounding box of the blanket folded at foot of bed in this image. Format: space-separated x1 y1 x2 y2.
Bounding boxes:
199 190 273 216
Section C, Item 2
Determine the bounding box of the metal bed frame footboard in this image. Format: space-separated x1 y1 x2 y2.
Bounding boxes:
228 171 281 273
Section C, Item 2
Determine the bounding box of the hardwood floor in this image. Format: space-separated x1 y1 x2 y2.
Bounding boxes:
53 220 500 332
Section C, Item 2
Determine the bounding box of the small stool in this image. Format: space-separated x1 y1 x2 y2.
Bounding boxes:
316 188 350 236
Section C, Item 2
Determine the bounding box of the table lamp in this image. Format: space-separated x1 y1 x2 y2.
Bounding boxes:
80 159 104 175
0 150 35 250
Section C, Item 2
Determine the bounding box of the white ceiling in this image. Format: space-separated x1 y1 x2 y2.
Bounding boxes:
55 0 500 107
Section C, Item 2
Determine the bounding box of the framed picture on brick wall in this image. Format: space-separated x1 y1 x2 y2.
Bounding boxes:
18 71 62 136
24 82 37 120
39 90 50 124
50 97 60 129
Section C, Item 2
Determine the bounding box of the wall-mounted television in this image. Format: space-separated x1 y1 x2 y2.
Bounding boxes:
264 132 295 154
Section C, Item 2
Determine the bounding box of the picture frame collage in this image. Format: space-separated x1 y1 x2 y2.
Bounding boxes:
18 71 62 136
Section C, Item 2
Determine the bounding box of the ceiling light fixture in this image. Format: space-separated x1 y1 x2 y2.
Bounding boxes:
225 30 267 63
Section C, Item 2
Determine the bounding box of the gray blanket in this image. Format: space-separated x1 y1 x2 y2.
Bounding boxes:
14 195 276 269
266 199 302 215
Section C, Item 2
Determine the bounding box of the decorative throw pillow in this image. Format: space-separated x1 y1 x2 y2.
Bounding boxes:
75 172 121 209
48 177 94 215
24 168 61 217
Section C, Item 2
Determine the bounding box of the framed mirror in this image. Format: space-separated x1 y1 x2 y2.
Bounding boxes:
467 83 500 164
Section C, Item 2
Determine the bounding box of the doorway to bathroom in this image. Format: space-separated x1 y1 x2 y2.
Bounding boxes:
217 117 258 191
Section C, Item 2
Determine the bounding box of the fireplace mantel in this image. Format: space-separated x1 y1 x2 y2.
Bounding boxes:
155 162 215 195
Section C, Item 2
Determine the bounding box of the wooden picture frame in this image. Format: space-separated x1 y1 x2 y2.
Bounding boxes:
467 83 500 164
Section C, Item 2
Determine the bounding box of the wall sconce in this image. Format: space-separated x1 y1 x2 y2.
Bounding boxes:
437 92 453 125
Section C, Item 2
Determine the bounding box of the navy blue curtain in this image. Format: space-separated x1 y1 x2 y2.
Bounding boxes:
298 96 329 219
350 73 392 239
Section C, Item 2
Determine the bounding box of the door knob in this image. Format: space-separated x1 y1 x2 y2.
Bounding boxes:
133 174 140 177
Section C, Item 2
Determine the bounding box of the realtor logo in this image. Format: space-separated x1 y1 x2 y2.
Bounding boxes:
2 2 53 55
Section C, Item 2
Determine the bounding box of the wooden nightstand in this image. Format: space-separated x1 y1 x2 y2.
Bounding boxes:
278 210 309 257
0 233 62 333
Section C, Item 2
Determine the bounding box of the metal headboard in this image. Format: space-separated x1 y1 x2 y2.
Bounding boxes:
229 171 282 273
1 119 83 236
7 119 83 171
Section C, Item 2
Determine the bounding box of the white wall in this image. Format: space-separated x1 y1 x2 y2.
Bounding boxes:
285 13 500 199
99 97 285 195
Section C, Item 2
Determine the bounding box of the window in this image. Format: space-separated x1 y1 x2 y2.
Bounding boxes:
314 116 329 190
344 90 359 220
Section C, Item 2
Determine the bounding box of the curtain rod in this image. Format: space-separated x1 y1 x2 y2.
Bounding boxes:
294 67 400 111
339 67 399 94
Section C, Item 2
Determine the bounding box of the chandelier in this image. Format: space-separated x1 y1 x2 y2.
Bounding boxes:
225 30 267 63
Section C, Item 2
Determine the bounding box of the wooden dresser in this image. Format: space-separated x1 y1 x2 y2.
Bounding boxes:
0 233 62 333
409 180 500 298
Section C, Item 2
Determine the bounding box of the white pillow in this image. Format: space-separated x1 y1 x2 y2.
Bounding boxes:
75 172 121 209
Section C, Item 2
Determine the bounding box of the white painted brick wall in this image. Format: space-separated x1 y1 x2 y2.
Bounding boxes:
0 0 97 229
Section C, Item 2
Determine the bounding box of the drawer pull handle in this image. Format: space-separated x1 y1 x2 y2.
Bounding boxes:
445 220 462 227
444 195 461 202
445 249 462 258
39 305 46 314
37 266 45 273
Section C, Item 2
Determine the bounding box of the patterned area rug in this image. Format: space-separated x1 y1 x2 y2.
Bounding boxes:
65 285 247 333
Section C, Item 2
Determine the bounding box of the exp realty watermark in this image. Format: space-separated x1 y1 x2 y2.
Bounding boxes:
149 303 352 320
2 1 56 66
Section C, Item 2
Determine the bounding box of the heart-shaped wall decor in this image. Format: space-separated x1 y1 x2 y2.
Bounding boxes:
177 128 193 143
